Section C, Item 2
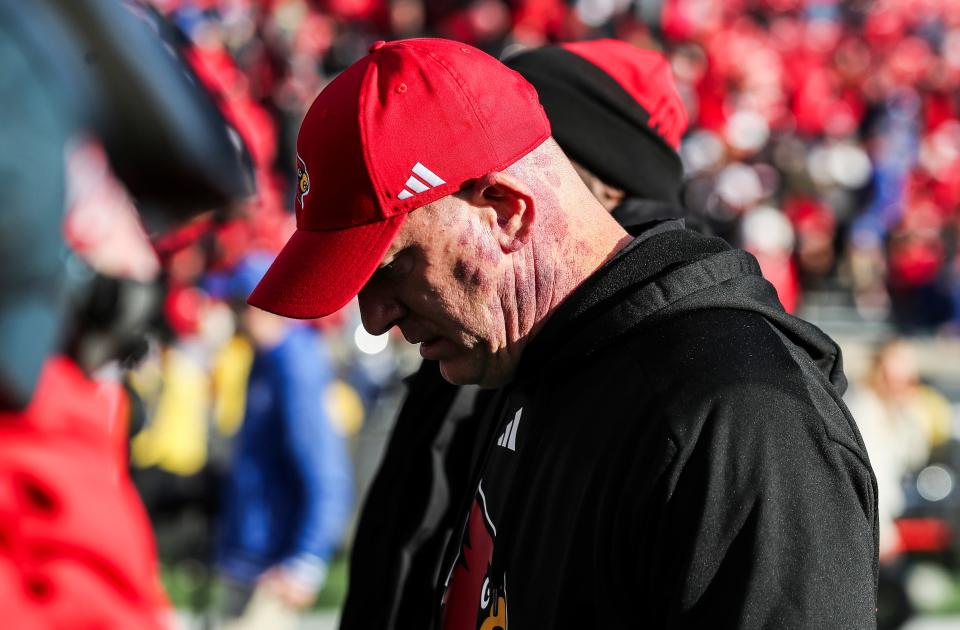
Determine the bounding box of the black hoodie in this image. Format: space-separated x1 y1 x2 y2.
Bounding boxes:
341 222 878 630
435 222 877 629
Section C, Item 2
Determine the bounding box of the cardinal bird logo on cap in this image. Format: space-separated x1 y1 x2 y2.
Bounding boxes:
296 154 311 209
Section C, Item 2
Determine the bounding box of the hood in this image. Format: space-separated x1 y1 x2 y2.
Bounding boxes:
612 196 712 236
516 220 846 393
611 197 682 228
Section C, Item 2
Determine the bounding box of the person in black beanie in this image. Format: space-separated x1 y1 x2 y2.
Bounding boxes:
339 42 695 630
505 39 689 227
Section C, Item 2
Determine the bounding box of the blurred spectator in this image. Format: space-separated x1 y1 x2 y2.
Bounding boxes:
215 254 353 629
0 357 174 629
846 338 953 628
0 0 253 626
847 338 952 558
741 204 801 312
505 39 689 218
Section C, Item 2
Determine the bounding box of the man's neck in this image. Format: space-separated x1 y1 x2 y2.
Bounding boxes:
504 198 631 352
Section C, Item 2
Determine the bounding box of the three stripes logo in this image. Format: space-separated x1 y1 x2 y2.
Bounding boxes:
397 162 445 200
496 408 522 452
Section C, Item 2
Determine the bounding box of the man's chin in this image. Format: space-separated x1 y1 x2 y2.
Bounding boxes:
419 336 459 361
437 359 476 386
438 357 511 389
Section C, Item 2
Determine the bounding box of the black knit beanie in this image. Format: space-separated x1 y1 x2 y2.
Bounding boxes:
504 42 687 204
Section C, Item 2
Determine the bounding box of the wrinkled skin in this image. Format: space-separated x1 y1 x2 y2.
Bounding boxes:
358 193 522 387
358 139 630 388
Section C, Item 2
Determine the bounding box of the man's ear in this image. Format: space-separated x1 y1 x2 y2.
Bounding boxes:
466 171 535 253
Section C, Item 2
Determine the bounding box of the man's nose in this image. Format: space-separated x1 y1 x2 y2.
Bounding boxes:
357 288 407 336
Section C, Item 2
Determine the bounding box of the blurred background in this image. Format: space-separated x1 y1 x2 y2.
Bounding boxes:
3 0 960 629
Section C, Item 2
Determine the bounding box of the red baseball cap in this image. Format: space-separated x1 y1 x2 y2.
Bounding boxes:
248 38 551 319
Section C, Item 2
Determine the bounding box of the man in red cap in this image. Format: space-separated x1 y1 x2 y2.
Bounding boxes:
251 38 877 630
340 39 702 630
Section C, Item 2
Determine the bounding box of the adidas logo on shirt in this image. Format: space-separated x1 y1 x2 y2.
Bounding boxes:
397 162 445 200
497 408 522 452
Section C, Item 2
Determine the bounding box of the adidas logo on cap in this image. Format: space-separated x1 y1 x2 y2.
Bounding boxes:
397 162 446 200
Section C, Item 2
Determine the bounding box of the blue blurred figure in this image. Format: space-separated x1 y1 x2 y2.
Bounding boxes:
216 253 353 628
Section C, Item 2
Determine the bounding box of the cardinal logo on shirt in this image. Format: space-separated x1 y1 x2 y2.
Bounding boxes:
442 483 508 630
296 154 310 209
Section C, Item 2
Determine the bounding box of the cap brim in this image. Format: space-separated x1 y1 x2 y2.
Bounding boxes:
247 215 406 319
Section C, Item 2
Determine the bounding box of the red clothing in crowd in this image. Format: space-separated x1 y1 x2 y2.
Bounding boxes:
0 357 171 630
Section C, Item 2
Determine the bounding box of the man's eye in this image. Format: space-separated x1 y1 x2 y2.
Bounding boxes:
380 253 411 277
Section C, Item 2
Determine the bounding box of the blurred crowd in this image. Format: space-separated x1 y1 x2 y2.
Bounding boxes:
136 0 960 332
666 0 960 330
